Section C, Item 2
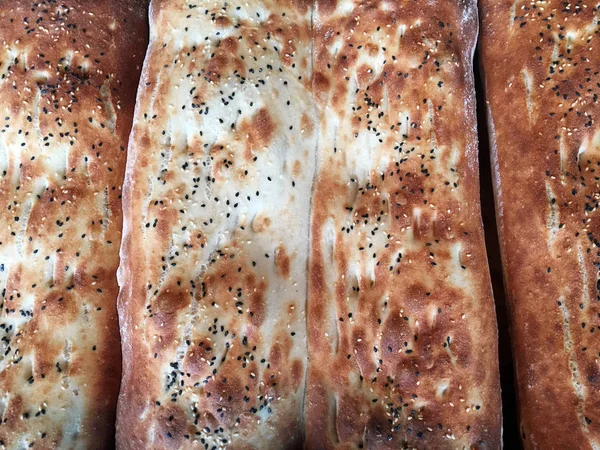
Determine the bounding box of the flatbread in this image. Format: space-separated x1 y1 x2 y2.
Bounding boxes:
116 0 313 448
118 0 502 448
480 1 600 448
0 0 147 448
305 0 502 448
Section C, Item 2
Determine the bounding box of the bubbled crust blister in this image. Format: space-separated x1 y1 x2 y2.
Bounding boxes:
305 0 502 448
480 1 600 449
0 0 147 448
116 0 314 448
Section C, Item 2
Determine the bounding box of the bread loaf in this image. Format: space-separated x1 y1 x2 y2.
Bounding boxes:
0 0 147 447
305 0 502 448
118 0 502 448
480 1 600 448
116 0 314 447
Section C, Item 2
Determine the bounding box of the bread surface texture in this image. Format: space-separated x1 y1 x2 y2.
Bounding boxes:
118 0 501 448
116 0 314 448
305 0 501 448
480 1 600 449
0 0 147 448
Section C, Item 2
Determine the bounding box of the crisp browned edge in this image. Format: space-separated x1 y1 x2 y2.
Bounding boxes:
100 3 149 447
455 1 504 447
116 1 161 448
75 0 150 445
479 53 532 450
478 46 515 450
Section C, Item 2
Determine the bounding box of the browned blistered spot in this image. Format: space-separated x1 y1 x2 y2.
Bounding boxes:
32 340 61 380
199 252 267 331
291 359 303 389
402 283 428 317
233 57 246 79
280 41 298 67
352 187 386 223
187 230 207 249
238 108 276 160
205 365 257 429
586 363 600 390
155 406 186 449
252 107 275 147
269 342 284 370
72 266 93 289
2 395 23 426
317 0 338 15
210 143 225 156
300 113 313 135
393 368 420 393
215 15 231 28
336 51 357 75
447 325 472 365
293 160 302 177
39 292 78 323
210 145 234 177
155 284 190 315
248 273 267 328
313 71 330 102
4 266 22 292
274 245 291 279
140 134 151 154
357 64 375 86
205 54 228 83
221 36 238 52
336 392 369 443
291 0 311 13
433 212 453 240
351 115 362 132
251 214 271 233
183 343 213 378
26 185 84 238
19 161 41 183
269 333 294 376
154 206 177 236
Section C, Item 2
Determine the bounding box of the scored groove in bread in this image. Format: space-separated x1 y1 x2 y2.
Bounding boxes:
118 0 502 448
0 0 147 447
480 1 600 449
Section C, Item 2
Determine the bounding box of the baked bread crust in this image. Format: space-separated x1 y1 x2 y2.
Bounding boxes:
305 0 502 448
116 0 314 448
118 0 501 448
0 0 147 448
480 1 600 448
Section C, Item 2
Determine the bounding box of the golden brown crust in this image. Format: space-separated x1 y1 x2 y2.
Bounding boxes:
480 1 600 449
0 0 147 448
305 0 502 448
117 0 313 448
119 0 501 448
